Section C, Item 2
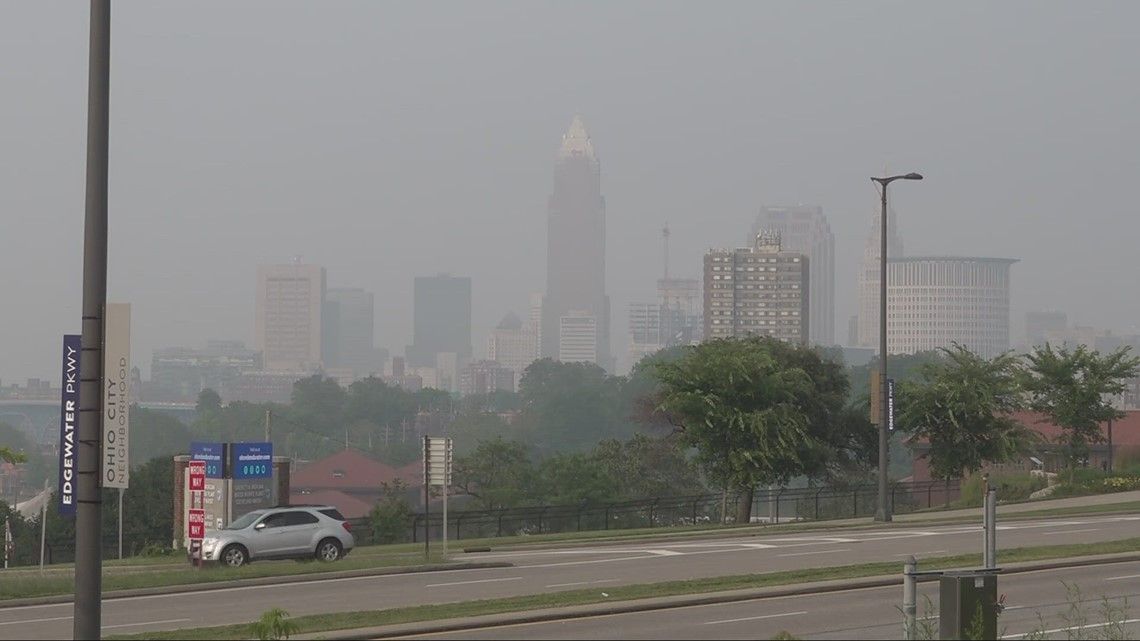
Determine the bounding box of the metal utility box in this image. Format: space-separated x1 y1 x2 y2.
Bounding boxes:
939 571 998 640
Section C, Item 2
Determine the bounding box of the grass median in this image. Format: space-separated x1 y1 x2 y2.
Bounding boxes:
0 552 456 601
109 536 1140 641
6 499 1139 601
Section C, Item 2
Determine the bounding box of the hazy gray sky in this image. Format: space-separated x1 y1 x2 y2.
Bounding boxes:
3 1 1138 382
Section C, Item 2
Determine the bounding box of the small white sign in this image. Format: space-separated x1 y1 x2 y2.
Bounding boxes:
102 303 130 489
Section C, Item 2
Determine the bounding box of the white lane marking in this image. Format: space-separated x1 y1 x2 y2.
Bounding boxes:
777 549 850 558
892 550 948 557
705 610 808 625
647 550 684 556
1105 573 1140 581
1001 618 1140 638
425 577 523 588
1043 528 1100 536
763 537 857 544
526 555 664 568
545 579 619 588
0 615 72 626
102 618 190 630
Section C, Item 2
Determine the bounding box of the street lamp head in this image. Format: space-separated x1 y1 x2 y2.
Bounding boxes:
903 172 923 180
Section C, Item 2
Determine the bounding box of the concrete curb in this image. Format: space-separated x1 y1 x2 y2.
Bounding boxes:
0 561 514 609
297 552 1140 640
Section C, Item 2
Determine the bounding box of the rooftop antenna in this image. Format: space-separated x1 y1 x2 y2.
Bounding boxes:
662 224 671 280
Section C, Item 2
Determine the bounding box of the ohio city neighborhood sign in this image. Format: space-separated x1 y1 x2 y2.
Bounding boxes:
103 303 130 489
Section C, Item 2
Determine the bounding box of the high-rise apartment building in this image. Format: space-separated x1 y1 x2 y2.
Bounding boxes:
542 117 611 369
886 257 1016 359
255 262 326 371
486 312 537 389
406 274 472 368
559 310 598 363
704 230 809 344
750 206 835 346
324 287 377 378
856 207 904 347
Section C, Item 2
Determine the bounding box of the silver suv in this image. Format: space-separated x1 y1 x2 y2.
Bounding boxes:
200 505 355 567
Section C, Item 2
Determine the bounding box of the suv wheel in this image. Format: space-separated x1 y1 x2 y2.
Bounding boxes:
316 538 342 563
221 544 248 568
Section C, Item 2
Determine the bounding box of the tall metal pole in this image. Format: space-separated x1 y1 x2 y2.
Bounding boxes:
39 479 49 573
875 182 892 522
118 488 124 559
903 555 917 640
76 1 111 637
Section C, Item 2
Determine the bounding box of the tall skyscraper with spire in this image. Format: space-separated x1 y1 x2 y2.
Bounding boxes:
541 116 611 369
856 205 904 347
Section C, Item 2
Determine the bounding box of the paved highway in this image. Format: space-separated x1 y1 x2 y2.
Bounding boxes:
1 513 1137 639
404 560 1140 639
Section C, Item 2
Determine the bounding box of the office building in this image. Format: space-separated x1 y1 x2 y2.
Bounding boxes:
255 262 326 371
559 310 599 363
703 229 809 344
627 302 664 367
541 116 611 369
856 207 904 347
486 312 538 389
406 274 472 368
149 340 261 403
750 206 835 345
658 277 702 346
460 360 516 397
323 288 377 378
886 256 1017 359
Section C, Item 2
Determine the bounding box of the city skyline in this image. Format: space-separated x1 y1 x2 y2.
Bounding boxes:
4 2 1140 382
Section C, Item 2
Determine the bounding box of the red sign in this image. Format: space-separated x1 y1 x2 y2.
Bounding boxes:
187 508 206 541
188 460 206 492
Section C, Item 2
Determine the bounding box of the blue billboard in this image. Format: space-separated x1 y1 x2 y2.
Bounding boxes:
190 442 226 478
58 334 80 517
230 442 273 479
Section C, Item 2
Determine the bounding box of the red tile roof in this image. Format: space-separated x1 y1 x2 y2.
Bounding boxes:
288 489 375 520
291 449 421 490
1010 410 1140 446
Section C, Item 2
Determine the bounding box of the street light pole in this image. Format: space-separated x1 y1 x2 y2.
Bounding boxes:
75 1 111 638
870 172 922 523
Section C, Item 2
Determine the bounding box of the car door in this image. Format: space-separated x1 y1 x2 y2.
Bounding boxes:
278 511 321 555
251 512 291 557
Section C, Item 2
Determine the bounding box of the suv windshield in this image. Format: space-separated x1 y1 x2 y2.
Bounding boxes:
223 510 267 530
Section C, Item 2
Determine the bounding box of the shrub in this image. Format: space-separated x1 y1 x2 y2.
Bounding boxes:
958 473 1047 507
251 608 297 641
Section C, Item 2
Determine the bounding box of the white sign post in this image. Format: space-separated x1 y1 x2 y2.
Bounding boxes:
423 437 453 559
102 303 130 489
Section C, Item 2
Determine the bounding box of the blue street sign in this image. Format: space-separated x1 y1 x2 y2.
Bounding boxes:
58 334 80 517
190 442 226 478
887 378 896 432
230 442 273 479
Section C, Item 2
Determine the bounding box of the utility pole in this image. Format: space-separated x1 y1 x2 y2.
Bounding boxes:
39 479 49 573
117 488 124 559
264 409 271 443
75 1 111 637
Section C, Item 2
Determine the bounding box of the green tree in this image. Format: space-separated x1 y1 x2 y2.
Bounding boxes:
130 406 193 469
652 337 866 523
195 388 222 415
451 437 535 510
369 480 414 544
897 345 1034 486
290 375 347 436
518 359 627 453
535 453 618 505
591 434 705 499
1022 344 1140 470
